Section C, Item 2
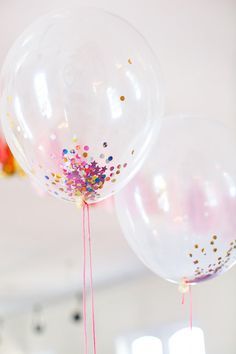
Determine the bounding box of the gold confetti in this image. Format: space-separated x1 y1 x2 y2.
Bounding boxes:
188 236 236 280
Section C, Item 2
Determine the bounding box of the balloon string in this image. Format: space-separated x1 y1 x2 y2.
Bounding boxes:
82 203 88 354
189 285 193 330
180 286 193 330
86 203 97 354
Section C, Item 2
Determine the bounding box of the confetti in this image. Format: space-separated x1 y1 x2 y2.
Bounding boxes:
188 236 236 283
45 140 129 202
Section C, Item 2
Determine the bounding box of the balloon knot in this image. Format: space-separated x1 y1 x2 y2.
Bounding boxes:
178 278 190 294
76 195 86 209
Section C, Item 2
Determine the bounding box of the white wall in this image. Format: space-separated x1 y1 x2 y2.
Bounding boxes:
4 267 236 354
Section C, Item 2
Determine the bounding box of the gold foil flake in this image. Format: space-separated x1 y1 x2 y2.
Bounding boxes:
188 235 236 281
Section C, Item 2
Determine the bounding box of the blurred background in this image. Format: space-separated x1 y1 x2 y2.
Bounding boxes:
0 0 235 353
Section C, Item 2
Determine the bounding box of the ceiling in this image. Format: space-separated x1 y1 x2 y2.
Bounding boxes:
0 0 235 314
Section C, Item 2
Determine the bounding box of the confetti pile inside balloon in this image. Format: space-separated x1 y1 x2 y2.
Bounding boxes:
44 142 128 202
189 236 236 283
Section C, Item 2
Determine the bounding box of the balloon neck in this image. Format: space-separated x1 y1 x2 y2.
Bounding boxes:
178 278 190 294
75 195 87 209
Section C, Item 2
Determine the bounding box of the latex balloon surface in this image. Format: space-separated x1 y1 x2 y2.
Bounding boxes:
0 8 163 203
115 116 236 284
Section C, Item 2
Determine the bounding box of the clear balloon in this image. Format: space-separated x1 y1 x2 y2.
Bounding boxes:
0 8 163 203
115 116 236 285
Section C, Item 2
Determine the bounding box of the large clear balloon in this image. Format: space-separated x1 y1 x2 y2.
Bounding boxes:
115 116 236 285
0 8 163 203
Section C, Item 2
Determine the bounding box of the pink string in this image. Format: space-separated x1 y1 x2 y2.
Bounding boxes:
189 285 193 330
182 293 185 305
181 285 193 330
82 202 97 354
86 203 97 354
82 203 88 354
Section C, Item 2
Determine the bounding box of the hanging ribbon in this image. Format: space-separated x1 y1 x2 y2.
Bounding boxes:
82 201 97 354
189 285 193 330
179 280 193 330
